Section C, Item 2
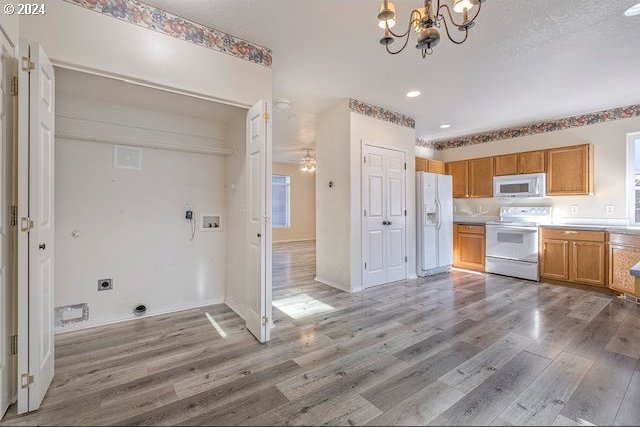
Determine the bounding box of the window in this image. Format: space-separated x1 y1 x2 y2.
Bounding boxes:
272 175 290 228
628 133 640 224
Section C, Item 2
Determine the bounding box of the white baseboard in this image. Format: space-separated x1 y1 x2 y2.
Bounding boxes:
55 298 225 334
408 274 418 280
314 276 349 292
225 295 245 321
273 238 316 243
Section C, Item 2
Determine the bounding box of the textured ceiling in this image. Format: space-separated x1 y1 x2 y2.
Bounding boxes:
142 0 640 162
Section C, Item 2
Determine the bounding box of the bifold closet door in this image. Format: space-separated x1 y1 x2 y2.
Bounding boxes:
362 145 406 288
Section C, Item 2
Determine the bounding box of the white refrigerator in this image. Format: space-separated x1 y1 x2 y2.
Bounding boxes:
416 172 453 276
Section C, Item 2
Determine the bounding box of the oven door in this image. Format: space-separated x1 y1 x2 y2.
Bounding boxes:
486 225 539 263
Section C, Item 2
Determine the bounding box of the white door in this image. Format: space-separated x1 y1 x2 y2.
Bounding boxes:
245 100 272 343
17 40 55 413
362 145 406 288
0 34 16 419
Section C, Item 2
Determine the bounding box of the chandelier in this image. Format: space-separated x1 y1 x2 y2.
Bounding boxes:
378 0 484 58
299 150 316 173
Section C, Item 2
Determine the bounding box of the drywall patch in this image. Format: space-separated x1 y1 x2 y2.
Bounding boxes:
55 303 89 327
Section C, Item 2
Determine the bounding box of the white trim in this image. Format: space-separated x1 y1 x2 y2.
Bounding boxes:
273 238 315 243
627 132 640 225
314 276 349 292
56 130 233 156
54 298 226 334
224 295 244 321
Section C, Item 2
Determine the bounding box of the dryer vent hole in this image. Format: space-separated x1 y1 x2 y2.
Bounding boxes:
133 304 147 316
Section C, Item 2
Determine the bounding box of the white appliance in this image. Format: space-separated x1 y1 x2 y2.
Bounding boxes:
485 206 552 281
417 172 453 276
494 173 546 199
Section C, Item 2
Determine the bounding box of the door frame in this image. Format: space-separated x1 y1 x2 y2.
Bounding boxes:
360 139 409 288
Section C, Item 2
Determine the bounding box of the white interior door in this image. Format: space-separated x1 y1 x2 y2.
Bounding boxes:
362 144 406 288
17 40 55 413
0 34 16 419
245 100 272 343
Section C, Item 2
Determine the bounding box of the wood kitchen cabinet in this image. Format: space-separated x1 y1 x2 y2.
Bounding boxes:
416 157 446 174
494 154 519 176
447 160 469 198
468 158 494 198
540 228 606 287
454 224 485 272
608 233 640 296
494 151 545 176
446 158 493 198
546 144 593 196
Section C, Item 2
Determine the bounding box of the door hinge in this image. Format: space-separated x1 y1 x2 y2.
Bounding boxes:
10 206 17 226
263 112 270 123
364 262 367 270
364 156 366 163
21 217 34 232
364 209 367 217
10 335 17 355
404 162 407 170
404 209 407 216
21 57 34 72
21 373 34 389
10 76 18 96
261 316 269 325
405 256 408 263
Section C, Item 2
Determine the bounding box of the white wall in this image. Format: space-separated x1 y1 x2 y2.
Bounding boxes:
350 112 417 290
273 162 316 243
438 116 640 222
315 101 351 291
315 101 417 292
55 95 244 331
19 0 271 107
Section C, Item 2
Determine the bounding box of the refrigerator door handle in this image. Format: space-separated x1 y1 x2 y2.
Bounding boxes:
435 199 441 230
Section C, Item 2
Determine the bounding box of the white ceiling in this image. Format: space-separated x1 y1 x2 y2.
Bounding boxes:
143 0 640 161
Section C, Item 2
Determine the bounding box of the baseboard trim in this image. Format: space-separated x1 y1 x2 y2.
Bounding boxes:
273 238 316 243
54 298 226 334
315 276 349 292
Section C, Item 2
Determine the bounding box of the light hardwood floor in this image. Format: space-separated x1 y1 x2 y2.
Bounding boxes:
2 240 639 426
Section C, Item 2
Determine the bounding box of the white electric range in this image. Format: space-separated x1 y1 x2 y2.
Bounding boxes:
485 206 552 281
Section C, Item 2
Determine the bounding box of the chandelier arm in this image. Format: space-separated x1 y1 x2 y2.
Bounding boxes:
441 15 469 45
386 11 422 39
385 30 412 54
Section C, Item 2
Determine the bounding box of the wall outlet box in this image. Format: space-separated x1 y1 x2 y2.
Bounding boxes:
570 205 579 216
606 205 615 216
476 205 483 213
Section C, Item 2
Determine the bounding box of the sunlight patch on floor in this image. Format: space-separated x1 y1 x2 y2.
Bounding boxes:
272 293 335 319
205 312 228 338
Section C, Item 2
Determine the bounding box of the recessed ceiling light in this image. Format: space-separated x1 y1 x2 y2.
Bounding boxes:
406 90 421 98
440 124 451 129
624 2 640 16
274 99 291 112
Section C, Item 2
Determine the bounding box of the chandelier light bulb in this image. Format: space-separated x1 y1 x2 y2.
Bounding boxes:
453 0 475 13
378 0 397 29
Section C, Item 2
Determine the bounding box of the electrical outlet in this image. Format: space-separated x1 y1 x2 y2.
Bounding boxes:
476 205 484 213
570 205 579 216
606 205 615 216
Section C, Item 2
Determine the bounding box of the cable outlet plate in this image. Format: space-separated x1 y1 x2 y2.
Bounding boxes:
98 279 113 291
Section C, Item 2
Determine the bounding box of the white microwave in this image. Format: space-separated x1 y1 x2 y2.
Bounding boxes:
494 173 546 198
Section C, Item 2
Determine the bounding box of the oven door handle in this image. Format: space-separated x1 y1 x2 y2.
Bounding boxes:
489 226 539 232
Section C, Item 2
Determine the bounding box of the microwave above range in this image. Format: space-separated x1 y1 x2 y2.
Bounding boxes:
493 173 546 199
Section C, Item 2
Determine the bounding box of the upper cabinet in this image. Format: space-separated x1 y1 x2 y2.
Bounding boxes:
445 144 593 198
447 160 469 198
494 150 545 176
416 158 446 174
468 158 494 198
546 144 593 196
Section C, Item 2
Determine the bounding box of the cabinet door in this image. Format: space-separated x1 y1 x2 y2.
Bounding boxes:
428 160 446 174
447 161 468 198
608 245 640 294
494 154 519 176
541 239 569 281
416 157 428 172
570 241 606 286
519 150 545 174
546 145 592 195
468 157 494 198
455 232 485 271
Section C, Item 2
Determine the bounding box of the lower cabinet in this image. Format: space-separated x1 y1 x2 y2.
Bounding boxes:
454 224 485 272
540 228 606 287
608 233 640 296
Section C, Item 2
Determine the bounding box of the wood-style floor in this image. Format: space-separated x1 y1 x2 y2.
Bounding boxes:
2 240 640 426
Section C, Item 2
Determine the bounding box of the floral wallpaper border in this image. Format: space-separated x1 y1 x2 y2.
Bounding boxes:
349 99 415 129
417 104 640 150
64 0 272 68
